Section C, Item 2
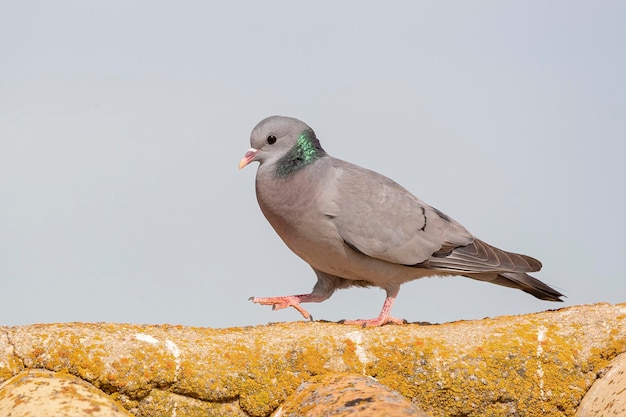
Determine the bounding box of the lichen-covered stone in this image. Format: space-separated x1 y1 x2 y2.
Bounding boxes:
0 329 24 381
0 302 624 417
0 369 133 416
135 389 248 417
274 373 431 416
576 351 626 416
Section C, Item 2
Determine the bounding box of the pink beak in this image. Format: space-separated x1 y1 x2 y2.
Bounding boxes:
239 148 259 169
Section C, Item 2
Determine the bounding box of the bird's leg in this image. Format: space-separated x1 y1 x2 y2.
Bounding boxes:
249 293 329 321
341 287 406 327
249 269 339 321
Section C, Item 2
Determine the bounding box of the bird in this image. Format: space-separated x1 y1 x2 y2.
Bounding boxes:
239 115 564 326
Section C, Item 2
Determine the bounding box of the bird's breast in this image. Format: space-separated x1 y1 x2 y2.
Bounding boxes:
255 166 340 260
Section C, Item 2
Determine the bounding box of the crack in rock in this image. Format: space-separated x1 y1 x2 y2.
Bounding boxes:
1 328 25 372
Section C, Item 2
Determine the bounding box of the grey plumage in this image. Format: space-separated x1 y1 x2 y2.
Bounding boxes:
240 116 564 326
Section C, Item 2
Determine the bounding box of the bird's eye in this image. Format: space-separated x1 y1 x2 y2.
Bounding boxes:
267 135 277 145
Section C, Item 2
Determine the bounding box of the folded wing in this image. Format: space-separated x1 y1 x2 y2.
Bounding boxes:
330 160 541 274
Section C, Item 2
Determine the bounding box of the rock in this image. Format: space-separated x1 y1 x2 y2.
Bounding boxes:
0 369 133 416
273 373 431 416
0 303 624 417
576 352 626 417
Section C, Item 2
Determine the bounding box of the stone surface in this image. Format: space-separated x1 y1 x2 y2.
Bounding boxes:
273 373 431 416
0 369 133 416
576 351 626 417
0 302 624 417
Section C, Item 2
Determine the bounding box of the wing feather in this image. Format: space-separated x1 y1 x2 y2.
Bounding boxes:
327 159 541 275
426 239 542 273
329 160 473 265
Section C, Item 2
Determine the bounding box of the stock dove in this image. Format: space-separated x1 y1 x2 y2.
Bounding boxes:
239 116 564 326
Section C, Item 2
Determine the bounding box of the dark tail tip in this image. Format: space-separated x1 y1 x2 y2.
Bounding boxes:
521 287 566 302
499 272 565 302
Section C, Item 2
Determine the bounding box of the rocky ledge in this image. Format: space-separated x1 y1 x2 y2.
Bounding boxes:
1 302 625 417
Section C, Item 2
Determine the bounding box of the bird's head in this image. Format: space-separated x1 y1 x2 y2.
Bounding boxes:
239 116 326 177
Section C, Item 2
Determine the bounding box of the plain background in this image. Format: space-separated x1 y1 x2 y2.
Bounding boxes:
1 2 624 327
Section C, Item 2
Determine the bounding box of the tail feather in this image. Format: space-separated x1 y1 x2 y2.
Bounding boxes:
467 272 565 302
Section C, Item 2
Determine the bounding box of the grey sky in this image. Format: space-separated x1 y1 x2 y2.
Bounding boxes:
1 2 624 327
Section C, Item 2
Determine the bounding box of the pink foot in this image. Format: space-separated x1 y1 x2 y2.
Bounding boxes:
340 316 407 327
249 295 314 321
340 291 405 327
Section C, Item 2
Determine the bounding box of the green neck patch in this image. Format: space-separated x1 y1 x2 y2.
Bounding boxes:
275 129 327 178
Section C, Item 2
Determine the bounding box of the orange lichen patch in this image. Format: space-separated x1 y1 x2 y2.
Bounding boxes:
341 337 361 371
